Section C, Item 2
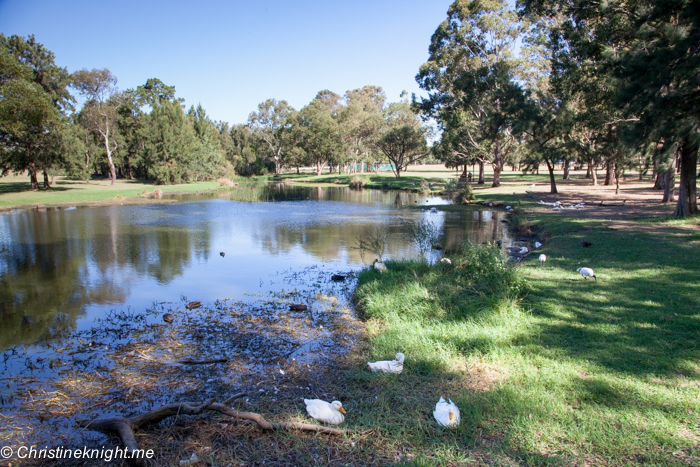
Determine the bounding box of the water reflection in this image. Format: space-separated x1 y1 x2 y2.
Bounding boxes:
0 185 511 350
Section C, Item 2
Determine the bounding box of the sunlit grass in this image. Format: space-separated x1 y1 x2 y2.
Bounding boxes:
349 219 700 465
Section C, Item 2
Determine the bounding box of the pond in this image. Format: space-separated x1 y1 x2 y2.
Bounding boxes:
0 183 514 448
0 184 512 351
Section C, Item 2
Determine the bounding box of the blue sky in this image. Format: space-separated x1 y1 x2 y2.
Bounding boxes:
0 0 454 125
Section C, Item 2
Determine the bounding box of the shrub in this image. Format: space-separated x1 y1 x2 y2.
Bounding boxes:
218 178 234 187
349 176 366 189
453 185 475 204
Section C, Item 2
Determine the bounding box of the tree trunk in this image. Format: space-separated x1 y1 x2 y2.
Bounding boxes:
546 159 558 194
588 161 598 186
614 163 620 195
585 165 591 179
102 133 117 186
604 160 614 185
662 161 675 203
563 160 570 180
478 161 485 185
28 161 39 190
43 168 51 189
673 137 698 216
491 164 501 187
316 160 322 176
653 173 664 190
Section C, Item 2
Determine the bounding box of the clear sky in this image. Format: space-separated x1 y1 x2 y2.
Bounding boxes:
0 0 454 125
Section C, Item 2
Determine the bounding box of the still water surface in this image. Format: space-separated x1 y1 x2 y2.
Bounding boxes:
0 185 512 351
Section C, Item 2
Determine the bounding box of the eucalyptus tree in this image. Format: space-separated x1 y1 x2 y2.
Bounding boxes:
296 93 343 176
72 68 122 184
248 99 296 174
416 0 525 188
0 34 72 190
339 86 386 173
375 100 429 178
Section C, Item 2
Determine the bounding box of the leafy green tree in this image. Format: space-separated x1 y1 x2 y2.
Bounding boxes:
339 86 385 173
375 101 429 178
521 0 698 216
296 93 343 175
72 68 122 184
248 99 295 174
139 100 199 184
0 34 71 190
416 0 525 188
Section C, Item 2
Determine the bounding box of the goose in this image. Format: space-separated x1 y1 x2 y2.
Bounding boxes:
368 352 405 374
433 397 460 427
576 267 596 281
220 252 225 257
185 301 202 310
539 254 546 265
519 247 529 255
373 259 387 272
331 274 346 281
303 399 346 425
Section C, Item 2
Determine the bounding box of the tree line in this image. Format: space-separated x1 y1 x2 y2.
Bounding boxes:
0 33 429 190
2 0 698 217
416 0 698 216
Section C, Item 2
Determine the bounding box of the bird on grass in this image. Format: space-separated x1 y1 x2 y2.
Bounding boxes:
368 352 405 374
433 397 460 427
373 259 387 272
303 399 346 425
580 240 592 247
577 267 597 281
539 254 546 265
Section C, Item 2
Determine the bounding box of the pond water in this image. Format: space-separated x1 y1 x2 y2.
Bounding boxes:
0 184 515 449
0 184 512 351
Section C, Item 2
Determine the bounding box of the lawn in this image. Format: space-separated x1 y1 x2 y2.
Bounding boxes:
345 199 700 465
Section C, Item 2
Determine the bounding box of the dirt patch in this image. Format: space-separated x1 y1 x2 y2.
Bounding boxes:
520 180 698 235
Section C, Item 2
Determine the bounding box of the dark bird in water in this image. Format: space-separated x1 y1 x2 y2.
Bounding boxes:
331 274 346 281
580 241 593 247
220 252 225 257
186 301 202 310
290 304 308 311
163 313 174 323
496 240 502 249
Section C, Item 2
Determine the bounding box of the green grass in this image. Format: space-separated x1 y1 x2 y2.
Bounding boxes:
348 218 700 465
0 175 231 207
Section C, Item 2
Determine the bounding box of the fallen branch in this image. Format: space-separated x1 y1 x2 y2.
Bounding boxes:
175 358 228 365
77 392 349 466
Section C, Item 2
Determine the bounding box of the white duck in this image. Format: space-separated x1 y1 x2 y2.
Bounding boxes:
368 352 405 374
539 254 546 265
373 259 387 272
303 399 346 425
433 397 460 427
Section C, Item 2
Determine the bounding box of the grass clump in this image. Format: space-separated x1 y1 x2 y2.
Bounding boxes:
348 175 367 189
443 178 475 204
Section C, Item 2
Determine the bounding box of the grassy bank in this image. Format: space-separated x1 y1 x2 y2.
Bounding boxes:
347 214 700 465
